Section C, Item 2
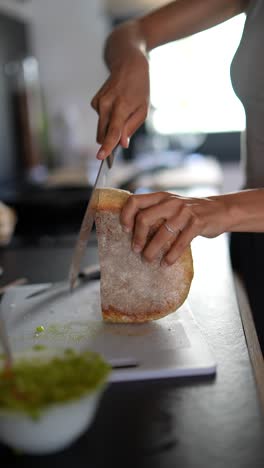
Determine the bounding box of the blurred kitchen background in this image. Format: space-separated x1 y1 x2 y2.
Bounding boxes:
0 0 245 242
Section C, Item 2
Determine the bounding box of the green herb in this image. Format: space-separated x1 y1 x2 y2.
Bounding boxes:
35 326 45 333
64 348 75 356
0 350 110 418
32 345 46 351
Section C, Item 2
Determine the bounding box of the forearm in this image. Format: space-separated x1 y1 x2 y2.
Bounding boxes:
104 0 249 69
139 0 249 50
211 189 264 232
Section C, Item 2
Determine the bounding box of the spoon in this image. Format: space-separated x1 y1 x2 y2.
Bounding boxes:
0 278 28 372
0 313 13 370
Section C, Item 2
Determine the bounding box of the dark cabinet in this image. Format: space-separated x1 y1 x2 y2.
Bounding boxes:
0 12 30 188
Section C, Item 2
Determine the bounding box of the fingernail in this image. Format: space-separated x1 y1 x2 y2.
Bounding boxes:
126 137 130 148
133 244 142 253
97 150 105 160
122 225 131 233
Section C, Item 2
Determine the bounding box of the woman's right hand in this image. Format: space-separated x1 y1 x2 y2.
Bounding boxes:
91 50 150 160
91 0 249 160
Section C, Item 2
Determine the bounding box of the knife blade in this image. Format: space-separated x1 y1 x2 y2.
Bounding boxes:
26 264 100 300
68 153 115 291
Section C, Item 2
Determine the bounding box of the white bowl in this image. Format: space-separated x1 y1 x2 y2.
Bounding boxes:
0 349 109 454
0 389 104 455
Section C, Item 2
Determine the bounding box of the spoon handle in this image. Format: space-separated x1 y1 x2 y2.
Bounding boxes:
0 278 26 369
0 314 12 368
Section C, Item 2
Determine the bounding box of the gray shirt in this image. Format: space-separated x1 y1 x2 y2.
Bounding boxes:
230 0 264 188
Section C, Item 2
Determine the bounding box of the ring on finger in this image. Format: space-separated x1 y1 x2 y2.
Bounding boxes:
163 222 180 236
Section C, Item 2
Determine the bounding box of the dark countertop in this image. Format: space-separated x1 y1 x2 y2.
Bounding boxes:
0 233 264 467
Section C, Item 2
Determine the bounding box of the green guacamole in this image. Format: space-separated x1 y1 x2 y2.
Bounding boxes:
0 350 110 418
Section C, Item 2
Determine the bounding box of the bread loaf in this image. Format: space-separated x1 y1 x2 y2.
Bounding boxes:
95 188 193 323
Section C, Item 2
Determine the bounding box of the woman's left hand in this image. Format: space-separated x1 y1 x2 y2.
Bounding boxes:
120 192 230 266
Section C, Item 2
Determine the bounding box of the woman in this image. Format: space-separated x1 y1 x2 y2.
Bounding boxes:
92 0 264 351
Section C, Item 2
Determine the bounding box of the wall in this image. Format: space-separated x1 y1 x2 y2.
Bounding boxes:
29 0 109 157
104 0 168 15
0 1 110 159
0 0 33 20
0 0 168 164
0 0 166 18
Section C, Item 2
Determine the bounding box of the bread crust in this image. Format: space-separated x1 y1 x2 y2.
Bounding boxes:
95 188 193 323
95 187 131 212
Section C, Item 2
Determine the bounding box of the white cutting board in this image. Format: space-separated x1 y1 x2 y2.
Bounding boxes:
0 281 216 382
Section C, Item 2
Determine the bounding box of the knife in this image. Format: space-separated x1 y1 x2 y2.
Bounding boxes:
25 264 100 300
68 152 115 291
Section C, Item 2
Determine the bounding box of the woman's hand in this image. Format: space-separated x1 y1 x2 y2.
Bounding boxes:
91 51 150 160
120 192 231 266
91 1 249 161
